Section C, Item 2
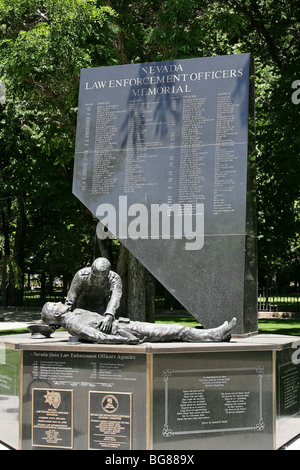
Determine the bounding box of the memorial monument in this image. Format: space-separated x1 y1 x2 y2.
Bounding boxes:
73 53 257 336
1 54 300 451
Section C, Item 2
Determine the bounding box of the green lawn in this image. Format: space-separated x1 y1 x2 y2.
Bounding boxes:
155 312 200 328
0 328 29 336
258 318 300 336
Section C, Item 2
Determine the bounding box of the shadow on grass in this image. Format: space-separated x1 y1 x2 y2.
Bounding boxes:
258 319 300 336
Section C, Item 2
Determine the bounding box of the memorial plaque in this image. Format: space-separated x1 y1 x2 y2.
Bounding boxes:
153 351 274 450
89 391 132 450
32 388 73 449
278 362 300 417
73 54 257 335
161 366 264 436
21 349 147 449
277 347 300 417
276 345 300 447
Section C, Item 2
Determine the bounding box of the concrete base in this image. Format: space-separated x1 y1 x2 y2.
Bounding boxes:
0 332 300 450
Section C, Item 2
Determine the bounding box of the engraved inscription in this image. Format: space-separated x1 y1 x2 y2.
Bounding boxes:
89 391 132 450
32 388 73 449
161 366 265 437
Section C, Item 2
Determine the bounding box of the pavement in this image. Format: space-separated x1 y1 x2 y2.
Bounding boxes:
0 443 9 450
0 307 43 332
0 307 53 451
0 308 39 450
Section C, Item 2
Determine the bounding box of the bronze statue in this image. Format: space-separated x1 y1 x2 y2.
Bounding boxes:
65 257 122 333
42 301 236 344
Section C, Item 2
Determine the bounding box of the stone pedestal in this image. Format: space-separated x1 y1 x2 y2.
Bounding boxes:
1 332 299 450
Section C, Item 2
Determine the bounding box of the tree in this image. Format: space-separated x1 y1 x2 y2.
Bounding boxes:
0 0 119 304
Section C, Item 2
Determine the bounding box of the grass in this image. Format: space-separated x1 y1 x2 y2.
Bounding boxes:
155 311 200 328
0 327 65 336
0 328 29 336
258 318 300 336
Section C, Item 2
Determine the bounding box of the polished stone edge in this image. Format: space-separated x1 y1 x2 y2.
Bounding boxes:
1 331 298 354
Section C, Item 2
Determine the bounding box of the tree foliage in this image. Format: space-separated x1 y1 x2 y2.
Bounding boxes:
0 0 119 302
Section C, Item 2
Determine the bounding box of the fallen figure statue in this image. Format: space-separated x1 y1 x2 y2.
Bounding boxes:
41 301 237 345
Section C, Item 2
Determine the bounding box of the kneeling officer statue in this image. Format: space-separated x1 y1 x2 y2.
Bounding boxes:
64 257 122 334
43 257 236 344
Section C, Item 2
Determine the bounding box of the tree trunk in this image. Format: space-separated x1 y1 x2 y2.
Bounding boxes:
9 193 27 306
13 193 27 272
40 272 46 305
103 0 129 64
116 243 128 317
0 199 10 306
126 251 155 322
97 238 113 264
145 268 155 323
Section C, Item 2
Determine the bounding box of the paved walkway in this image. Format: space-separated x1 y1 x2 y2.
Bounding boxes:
0 444 8 450
0 308 42 332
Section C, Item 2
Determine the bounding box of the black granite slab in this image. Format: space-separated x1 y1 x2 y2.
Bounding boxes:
73 54 257 335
